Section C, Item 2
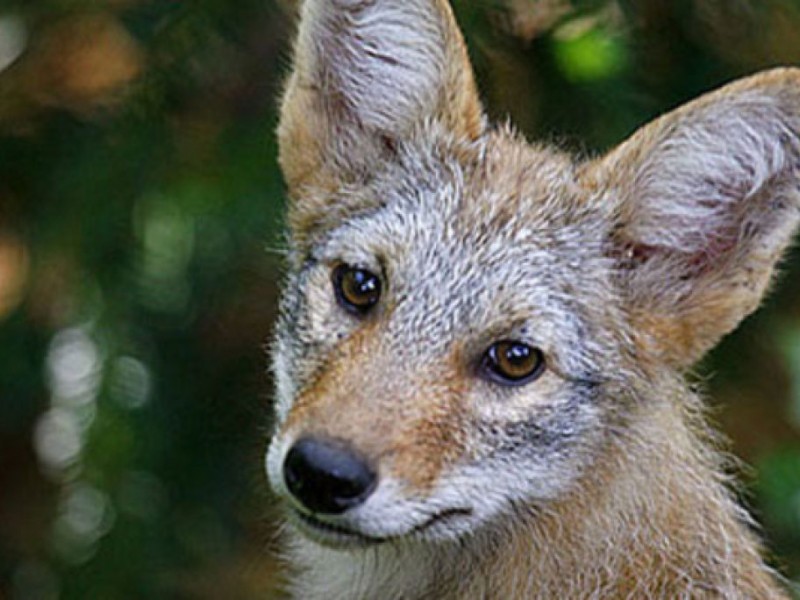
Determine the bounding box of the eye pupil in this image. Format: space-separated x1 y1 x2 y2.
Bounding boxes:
505 343 530 364
349 271 377 297
482 341 545 386
333 265 382 315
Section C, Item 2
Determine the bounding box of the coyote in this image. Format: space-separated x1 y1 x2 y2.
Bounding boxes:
265 0 800 597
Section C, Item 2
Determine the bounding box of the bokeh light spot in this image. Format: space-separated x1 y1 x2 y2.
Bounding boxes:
0 15 27 74
553 18 626 82
52 483 115 566
46 327 102 408
34 408 83 477
110 356 153 410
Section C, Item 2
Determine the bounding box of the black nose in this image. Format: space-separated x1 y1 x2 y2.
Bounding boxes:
283 437 377 515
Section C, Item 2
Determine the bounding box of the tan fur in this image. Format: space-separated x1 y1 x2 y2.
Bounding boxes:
267 1 800 597
467 395 781 598
283 323 469 492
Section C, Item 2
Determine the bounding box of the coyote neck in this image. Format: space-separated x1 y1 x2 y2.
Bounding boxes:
470 402 785 599
287 399 785 599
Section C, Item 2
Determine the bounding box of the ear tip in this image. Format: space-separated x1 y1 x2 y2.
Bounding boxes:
732 67 800 104
737 66 800 83
763 65 800 80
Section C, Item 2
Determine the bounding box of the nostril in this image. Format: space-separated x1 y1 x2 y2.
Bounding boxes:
283 437 377 515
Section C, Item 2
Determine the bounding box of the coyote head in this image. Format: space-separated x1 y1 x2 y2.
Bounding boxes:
266 0 800 550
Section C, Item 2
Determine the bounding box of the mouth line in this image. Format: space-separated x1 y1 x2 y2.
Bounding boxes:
294 511 384 545
408 507 474 536
291 507 474 546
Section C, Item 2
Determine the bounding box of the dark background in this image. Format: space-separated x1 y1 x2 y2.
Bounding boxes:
1 1 799 598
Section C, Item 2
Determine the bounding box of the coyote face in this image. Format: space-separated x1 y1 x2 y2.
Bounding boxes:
266 0 800 563
267 129 630 546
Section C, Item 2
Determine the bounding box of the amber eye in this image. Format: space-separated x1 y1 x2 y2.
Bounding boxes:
332 265 382 315
481 341 545 386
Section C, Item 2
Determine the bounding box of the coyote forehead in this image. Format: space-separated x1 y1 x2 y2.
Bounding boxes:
310 129 613 333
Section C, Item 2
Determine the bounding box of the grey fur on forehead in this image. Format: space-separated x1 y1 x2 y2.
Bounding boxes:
317 126 604 252
304 131 618 377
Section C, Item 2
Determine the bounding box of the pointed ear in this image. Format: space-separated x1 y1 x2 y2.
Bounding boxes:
582 69 800 369
278 0 484 233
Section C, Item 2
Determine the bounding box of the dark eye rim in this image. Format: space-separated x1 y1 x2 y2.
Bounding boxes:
332 264 382 316
479 340 546 387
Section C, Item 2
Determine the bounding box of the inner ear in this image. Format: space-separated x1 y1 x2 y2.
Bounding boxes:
586 68 800 368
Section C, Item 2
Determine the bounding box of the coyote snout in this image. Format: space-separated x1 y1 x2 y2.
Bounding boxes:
265 0 800 597
282 437 377 515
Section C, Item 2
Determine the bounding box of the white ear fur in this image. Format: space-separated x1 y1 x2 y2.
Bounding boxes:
297 1 449 133
621 96 797 254
586 68 800 367
279 0 483 201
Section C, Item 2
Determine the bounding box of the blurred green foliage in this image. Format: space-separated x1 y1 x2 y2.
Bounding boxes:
0 0 799 598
